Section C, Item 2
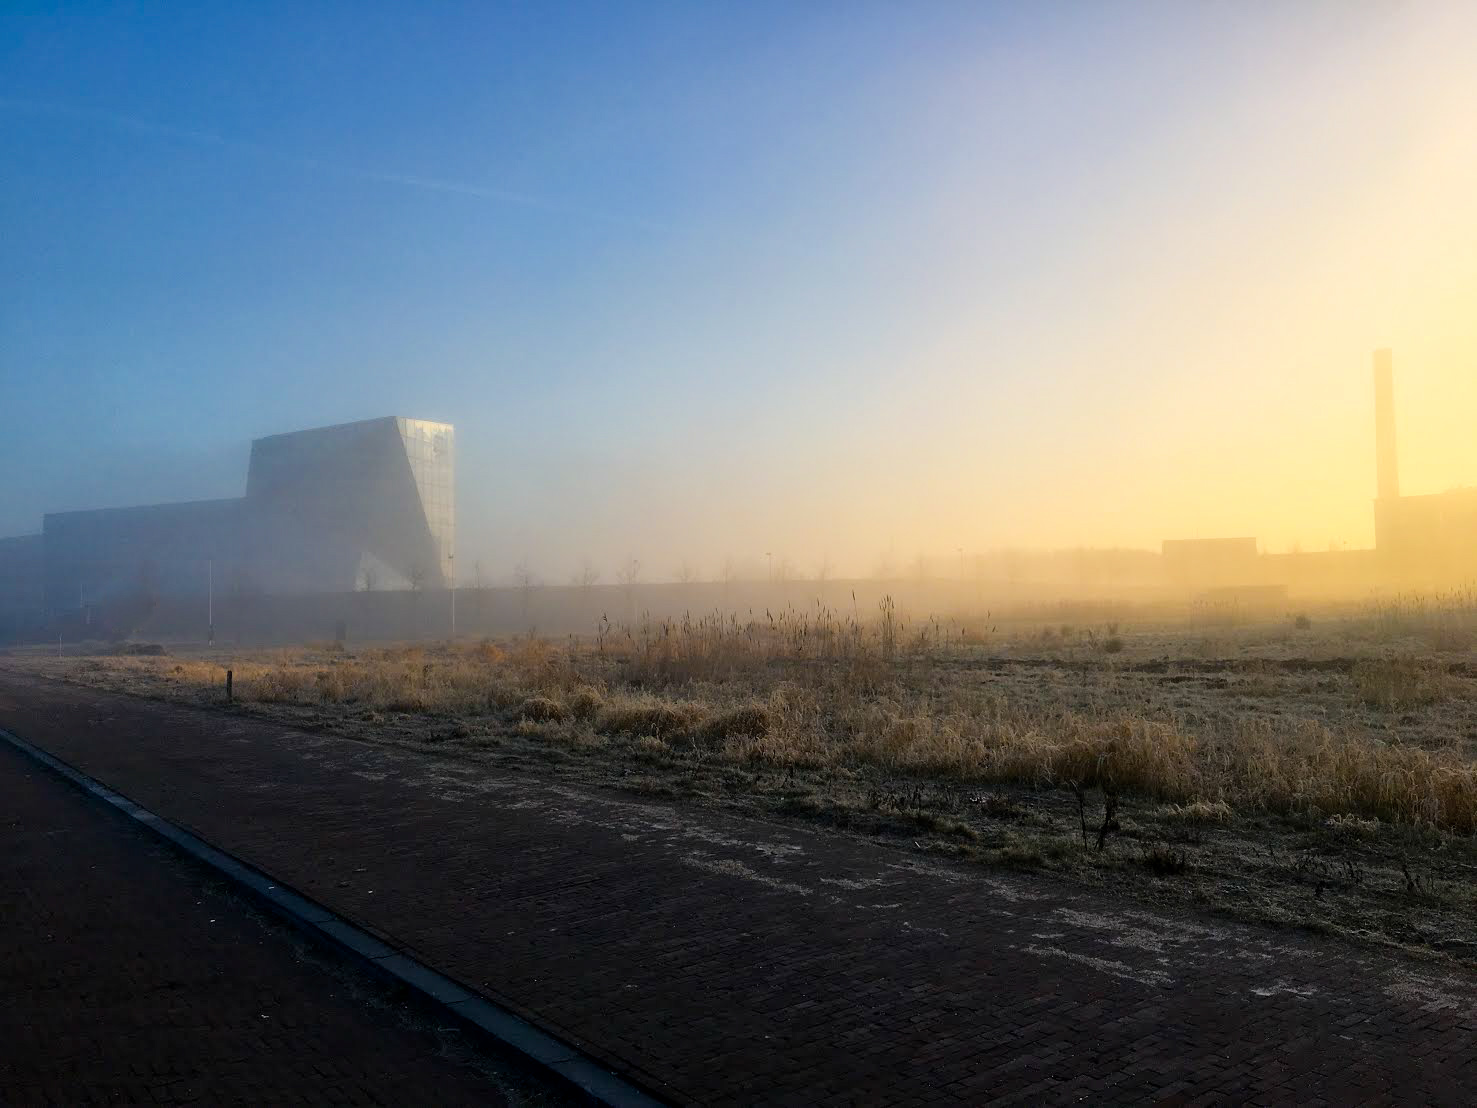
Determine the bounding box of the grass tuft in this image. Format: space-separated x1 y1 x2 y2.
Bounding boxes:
517 696 569 723
1353 656 1459 709
598 700 700 739
698 704 772 742
1138 844 1188 875
1158 799 1233 825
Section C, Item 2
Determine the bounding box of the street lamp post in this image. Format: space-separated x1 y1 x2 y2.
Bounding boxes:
207 558 214 646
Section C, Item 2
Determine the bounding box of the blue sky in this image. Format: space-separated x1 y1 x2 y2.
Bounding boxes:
5 2 1476 580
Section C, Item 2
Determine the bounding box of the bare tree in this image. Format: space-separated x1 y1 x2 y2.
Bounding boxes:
359 565 379 592
513 560 540 623
1002 548 1023 589
408 564 427 638
568 558 600 623
616 558 641 588
720 556 736 611
571 559 600 591
774 556 796 608
617 558 641 619
674 562 697 585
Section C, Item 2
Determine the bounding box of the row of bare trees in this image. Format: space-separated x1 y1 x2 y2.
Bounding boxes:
561 556 838 588
353 552 1001 594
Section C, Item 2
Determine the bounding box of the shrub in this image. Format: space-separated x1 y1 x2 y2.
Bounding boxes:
487 682 525 711
598 701 697 738
568 686 605 719
1228 720 1477 832
1324 813 1381 840
698 705 772 742
1102 636 1125 654
250 667 318 703
1425 625 1477 653
997 843 1046 869
1158 799 1233 825
471 639 506 664
1048 720 1202 800
385 689 433 713
1353 656 1458 709
164 660 226 685
518 696 569 723
632 735 670 760
972 792 1025 821
1139 845 1188 875
1293 613 1313 631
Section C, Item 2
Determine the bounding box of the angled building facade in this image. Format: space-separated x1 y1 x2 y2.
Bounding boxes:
32 417 454 613
244 417 455 594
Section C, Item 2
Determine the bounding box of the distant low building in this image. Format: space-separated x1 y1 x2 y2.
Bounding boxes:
0 533 45 630
1374 488 1477 584
9 417 454 617
1370 349 1477 584
1160 350 1475 597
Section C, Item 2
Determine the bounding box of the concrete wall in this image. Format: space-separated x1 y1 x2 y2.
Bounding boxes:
1376 488 1477 586
43 499 244 611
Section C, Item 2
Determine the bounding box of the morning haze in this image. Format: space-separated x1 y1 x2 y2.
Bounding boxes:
4 4 1477 1106
5 2 1476 591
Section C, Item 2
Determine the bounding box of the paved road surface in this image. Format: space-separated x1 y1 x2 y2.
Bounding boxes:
0 732 557 1106
3 671 1476 1105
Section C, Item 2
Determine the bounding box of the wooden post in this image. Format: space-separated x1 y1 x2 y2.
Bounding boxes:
226 669 233 702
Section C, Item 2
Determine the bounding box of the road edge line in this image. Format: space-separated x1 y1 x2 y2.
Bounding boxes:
0 724 670 1108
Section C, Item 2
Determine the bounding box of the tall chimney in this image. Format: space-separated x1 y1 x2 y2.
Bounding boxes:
1374 348 1399 501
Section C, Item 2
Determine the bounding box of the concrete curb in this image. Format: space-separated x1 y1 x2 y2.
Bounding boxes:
1 725 670 1108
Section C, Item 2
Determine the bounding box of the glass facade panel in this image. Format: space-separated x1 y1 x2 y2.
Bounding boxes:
397 418 455 583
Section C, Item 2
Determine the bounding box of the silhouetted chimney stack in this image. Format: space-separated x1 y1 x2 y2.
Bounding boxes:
1374 348 1399 501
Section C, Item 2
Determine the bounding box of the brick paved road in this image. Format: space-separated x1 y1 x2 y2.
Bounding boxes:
0 733 562 1107
3 672 1476 1106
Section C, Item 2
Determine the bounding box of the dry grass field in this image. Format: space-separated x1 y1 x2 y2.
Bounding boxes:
10 592 1477 961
